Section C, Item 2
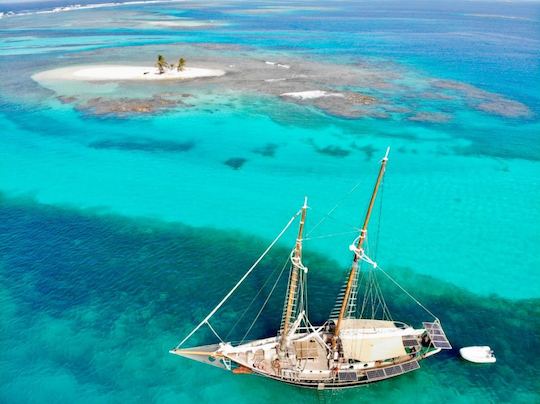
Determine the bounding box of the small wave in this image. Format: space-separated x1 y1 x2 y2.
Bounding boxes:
264 61 291 69
464 13 535 22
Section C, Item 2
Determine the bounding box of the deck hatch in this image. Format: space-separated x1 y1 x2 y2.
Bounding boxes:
293 340 319 359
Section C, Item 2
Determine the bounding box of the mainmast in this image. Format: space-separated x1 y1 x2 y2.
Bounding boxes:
279 197 308 352
333 148 390 342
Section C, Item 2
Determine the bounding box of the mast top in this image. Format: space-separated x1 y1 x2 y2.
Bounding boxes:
303 196 308 209
383 146 390 161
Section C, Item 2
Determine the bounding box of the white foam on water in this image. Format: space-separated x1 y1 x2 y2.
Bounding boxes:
0 0 185 19
280 90 344 100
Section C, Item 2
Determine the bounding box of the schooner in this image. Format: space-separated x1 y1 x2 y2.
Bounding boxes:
170 148 451 389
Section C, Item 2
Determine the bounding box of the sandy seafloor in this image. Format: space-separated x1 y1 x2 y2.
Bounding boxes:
0 1 539 403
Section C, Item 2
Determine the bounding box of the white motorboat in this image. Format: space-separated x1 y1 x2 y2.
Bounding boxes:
459 346 496 363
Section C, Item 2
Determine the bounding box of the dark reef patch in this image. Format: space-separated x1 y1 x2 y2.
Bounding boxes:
475 99 533 118
282 92 380 120
252 143 279 157
351 143 376 160
407 112 452 123
77 95 186 117
224 157 247 169
315 145 350 157
88 137 195 153
56 95 78 104
430 79 533 119
308 140 350 158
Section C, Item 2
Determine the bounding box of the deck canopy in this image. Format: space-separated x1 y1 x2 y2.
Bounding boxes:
341 335 406 362
338 319 397 330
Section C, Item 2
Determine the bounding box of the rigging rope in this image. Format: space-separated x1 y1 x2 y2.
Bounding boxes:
206 320 224 342
305 180 364 239
240 257 290 343
377 265 439 321
175 210 301 349
303 230 359 241
224 254 290 341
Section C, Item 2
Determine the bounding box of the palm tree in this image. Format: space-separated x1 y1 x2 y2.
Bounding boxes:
155 54 169 74
177 57 186 72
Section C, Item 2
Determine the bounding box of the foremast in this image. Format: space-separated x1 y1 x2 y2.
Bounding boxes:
333 148 390 344
279 197 308 352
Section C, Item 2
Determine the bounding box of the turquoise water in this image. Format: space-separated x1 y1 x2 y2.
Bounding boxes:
0 1 539 402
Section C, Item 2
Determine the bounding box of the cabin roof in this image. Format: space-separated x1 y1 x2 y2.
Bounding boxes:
339 319 397 329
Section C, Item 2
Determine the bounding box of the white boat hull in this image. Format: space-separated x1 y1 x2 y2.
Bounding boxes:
459 346 496 363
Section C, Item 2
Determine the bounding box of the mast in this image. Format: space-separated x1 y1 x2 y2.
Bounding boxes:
333 148 390 341
279 197 308 352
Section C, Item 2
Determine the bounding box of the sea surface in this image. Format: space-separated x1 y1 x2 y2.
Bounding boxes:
0 1 539 403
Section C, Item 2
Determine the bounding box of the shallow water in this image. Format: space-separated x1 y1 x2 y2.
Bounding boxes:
0 1 539 402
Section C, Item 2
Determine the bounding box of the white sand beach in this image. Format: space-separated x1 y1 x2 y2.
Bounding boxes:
32 65 226 82
280 90 344 100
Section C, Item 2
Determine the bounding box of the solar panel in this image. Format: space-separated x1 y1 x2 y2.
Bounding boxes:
401 361 420 372
403 339 419 347
423 322 452 349
366 369 386 380
384 365 403 377
432 341 452 349
338 371 357 382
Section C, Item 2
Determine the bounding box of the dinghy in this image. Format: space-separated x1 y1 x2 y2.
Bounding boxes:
459 346 496 363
